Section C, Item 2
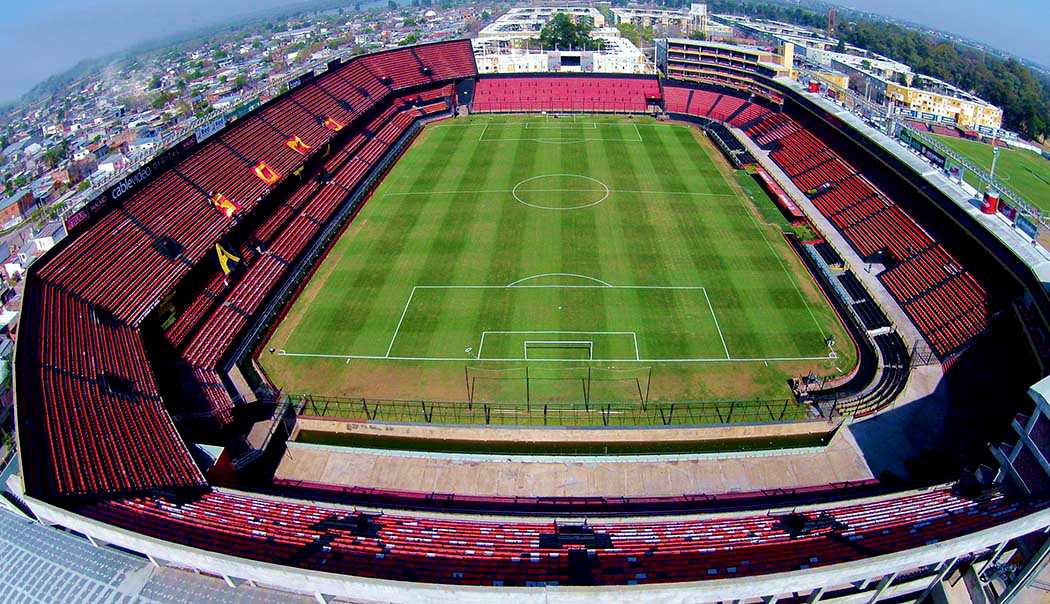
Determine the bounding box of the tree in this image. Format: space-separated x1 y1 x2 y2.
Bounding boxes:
836 20 1050 139
539 13 596 50
688 30 706 41
150 92 172 110
617 22 640 46
43 143 67 168
400 33 420 46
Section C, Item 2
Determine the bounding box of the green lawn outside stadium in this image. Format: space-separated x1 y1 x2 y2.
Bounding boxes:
259 115 856 421
933 134 1050 213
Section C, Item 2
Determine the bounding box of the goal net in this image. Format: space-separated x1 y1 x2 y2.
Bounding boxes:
465 364 652 408
524 340 592 360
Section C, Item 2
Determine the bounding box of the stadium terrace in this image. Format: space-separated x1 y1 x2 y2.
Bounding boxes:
8 37 1050 604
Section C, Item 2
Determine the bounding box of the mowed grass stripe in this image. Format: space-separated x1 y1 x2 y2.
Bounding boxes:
555 130 610 346
394 120 503 357
634 125 725 358
368 124 477 356
598 131 671 286
285 124 468 355
647 125 775 357
465 133 539 355
272 116 847 369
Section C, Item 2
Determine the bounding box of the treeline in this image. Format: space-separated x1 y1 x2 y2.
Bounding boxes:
655 0 826 28
836 21 1050 139
652 0 1050 140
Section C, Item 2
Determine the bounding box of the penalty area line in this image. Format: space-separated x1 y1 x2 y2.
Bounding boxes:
275 351 836 363
703 288 730 360
385 286 417 357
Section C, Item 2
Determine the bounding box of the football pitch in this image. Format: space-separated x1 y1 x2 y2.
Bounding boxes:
933 134 1050 213
260 114 855 407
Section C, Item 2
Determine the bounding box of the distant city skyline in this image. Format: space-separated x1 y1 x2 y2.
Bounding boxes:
0 0 1046 104
0 0 317 102
833 0 1047 67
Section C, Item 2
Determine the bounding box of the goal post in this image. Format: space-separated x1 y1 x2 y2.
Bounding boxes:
524 340 593 360
476 330 639 361
465 363 653 410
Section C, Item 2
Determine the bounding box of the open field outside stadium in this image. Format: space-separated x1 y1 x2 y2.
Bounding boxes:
933 134 1050 213
259 115 856 423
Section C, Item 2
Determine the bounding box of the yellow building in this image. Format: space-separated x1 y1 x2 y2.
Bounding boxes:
810 70 849 90
885 81 1002 132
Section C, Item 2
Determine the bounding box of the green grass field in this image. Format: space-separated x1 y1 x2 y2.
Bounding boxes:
259 115 855 412
933 134 1050 213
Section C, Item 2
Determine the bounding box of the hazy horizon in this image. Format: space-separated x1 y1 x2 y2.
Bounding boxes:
0 0 321 103
0 0 1047 105
832 0 1047 67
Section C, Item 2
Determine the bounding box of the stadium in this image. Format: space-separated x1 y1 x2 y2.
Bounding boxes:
6 37 1050 603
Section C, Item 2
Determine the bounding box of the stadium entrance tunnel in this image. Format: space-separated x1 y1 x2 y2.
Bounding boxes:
512 173 610 210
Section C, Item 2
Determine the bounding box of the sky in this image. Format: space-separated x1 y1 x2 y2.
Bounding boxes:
0 1 1046 103
834 0 1048 67
0 0 315 102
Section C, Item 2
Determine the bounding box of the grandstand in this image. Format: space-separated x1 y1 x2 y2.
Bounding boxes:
7 39 1050 603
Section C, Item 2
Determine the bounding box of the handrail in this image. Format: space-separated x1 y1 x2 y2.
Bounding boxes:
901 125 1043 224
796 67 1041 225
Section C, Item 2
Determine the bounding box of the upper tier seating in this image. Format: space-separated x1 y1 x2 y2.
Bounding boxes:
170 95 443 423
16 41 475 498
745 113 991 357
472 76 661 113
78 487 1034 587
412 41 478 83
358 41 476 92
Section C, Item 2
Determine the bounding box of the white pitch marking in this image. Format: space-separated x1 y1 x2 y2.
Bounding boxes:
385 286 417 357
506 273 614 287
276 350 836 364
524 122 598 130
477 330 638 361
511 174 611 210
703 287 731 360
412 284 708 290
380 188 737 198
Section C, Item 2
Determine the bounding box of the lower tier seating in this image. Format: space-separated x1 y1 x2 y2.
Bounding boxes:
473 76 661 113
77 487 1035 587
16 282 205 497
661 85 770 129
747 112 991 357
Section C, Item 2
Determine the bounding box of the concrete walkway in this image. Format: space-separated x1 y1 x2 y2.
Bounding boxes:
276 428 873 498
